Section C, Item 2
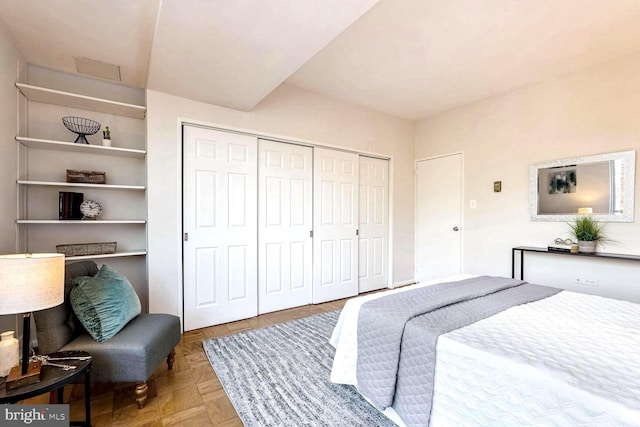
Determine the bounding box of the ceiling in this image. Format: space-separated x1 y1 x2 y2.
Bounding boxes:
2 0 640 121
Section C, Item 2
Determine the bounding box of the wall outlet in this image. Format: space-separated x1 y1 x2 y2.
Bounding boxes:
470 199 477 209
573 277 599 287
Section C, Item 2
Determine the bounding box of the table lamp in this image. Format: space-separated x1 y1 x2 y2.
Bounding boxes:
0 253 64 389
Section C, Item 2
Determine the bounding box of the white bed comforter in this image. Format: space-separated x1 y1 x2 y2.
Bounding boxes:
330 277 640 427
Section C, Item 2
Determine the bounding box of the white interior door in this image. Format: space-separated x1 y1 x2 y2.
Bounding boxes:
415 154 463 282
258 140 313 314
183 125 258 331
358 156 389 293
313 147 359 303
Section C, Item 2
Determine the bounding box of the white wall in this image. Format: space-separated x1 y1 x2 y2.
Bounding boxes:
0 21 20 254
0 20 23 332
415 51 640 302
146 84 415 316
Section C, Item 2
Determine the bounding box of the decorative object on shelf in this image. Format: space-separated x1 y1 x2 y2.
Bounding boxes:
56 242 117 257
102 126 111 147
568 215 610 254
80 199 103 220
59 191 84 220
62 116 101 145
66 169 106 184
0 331 19 377
0 253 65 389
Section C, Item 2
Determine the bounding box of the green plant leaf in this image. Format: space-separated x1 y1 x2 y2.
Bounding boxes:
568 216 609 242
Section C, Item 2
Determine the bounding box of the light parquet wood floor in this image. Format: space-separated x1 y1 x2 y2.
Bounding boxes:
21 298 348 426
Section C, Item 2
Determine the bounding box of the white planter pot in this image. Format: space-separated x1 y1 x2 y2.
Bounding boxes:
102 138 112 147
578 240 597 253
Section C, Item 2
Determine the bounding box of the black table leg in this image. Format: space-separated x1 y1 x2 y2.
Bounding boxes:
84 367 91 427
512 248 525 280
71 367 92 426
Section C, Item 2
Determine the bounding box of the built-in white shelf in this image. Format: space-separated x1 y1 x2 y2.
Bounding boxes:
65 250 147 261
17 180 145 191
16 83 146 119
16 74 148 268
17 220 146 224
16 137 146 158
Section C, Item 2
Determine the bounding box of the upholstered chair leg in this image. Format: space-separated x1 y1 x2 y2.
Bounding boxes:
167 349 176 370
135 381 148 409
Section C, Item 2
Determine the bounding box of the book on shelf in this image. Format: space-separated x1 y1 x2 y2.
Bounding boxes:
59 192 84 220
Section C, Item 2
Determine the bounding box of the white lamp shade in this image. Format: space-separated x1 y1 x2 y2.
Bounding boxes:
0 253 65 315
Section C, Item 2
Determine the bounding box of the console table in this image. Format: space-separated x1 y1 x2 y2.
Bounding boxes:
511 246 640 280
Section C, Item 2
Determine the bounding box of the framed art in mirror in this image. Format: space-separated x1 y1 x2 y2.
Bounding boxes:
530 150 635 222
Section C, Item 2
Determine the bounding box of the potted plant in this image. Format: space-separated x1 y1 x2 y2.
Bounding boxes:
568 216 609 253
102 126 111 147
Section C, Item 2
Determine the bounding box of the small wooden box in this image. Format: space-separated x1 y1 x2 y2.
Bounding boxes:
66 169 106 184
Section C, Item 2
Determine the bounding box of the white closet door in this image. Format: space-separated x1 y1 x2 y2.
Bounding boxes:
183 126 258 331
358 156 389 293
258 140 313 314
313 147 359 303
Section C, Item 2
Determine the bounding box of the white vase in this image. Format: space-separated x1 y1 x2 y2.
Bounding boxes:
0 330 19 376
578 240 597 253
102 138 112 147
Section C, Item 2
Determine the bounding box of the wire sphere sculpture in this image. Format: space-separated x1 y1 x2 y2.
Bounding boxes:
62 116 101 144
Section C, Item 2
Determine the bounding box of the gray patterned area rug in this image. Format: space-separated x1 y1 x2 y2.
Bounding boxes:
202 311 397 427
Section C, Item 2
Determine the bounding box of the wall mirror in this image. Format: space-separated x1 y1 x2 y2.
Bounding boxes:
530 150 635 222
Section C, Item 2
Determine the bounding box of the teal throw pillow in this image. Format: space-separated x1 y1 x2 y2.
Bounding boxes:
70 264 141 343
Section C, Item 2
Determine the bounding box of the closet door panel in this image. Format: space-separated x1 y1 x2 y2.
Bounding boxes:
358 156 389 292
258 140 313 314
313 147 359 303
183 126 258 331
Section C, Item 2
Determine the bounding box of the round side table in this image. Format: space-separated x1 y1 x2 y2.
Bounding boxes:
0 351 92 427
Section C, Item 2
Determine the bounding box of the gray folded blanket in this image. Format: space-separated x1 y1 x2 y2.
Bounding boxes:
356 276 561 427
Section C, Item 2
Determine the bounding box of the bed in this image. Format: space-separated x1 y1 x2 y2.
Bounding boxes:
330 274 640 427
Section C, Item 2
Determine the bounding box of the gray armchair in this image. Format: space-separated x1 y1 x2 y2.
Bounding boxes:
33 261 181 408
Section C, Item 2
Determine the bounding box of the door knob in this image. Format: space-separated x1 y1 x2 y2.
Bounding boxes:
453 226 459 231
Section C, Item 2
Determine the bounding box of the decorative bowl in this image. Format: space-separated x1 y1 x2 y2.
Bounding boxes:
62 116 101 144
